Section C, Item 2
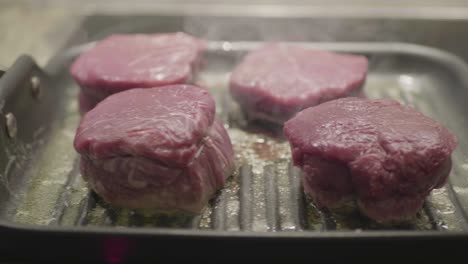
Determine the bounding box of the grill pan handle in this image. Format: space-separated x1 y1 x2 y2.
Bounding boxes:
0 55 42 102
0 55 47 198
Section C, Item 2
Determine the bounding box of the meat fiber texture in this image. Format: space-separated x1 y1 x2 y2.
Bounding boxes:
70 32 206 113
74 85 234 213
229 43 368 124
284 97 457 222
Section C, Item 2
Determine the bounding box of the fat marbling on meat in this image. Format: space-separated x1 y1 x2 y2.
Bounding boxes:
70 32 205 113
229 43 368 124
284 97 457 222
74 85 234 213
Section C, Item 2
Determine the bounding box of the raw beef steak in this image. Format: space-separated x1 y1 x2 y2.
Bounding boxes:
70 32 205 112
284 97 457 222
74 85 234 213
229 43 368 124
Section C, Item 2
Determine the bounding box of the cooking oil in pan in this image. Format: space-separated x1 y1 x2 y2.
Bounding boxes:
13 86 83 225
7 46 468 232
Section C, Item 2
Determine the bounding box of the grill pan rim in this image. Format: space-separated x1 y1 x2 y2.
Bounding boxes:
2 218 468 238
2 39 468 237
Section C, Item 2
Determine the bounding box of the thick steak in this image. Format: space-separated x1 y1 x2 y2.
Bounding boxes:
74 85 234 213
229 43 368 124
70 32 205 112
284 97 457 222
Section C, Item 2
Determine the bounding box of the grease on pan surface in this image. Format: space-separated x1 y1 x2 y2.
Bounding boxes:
10 42 468 232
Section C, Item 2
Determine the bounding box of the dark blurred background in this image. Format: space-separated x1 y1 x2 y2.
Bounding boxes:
2 0 468 67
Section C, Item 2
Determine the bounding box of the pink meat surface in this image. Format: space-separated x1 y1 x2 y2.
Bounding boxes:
70 32 205 112
284 97 457 222
74 85 234 213
229 43 368 124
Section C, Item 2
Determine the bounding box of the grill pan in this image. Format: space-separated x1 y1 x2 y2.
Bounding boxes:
1 15 468 262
